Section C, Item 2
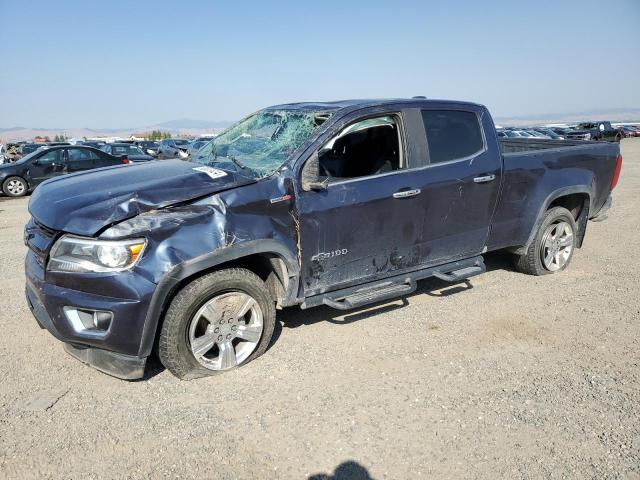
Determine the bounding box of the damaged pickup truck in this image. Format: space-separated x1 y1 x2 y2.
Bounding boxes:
24 98 622 380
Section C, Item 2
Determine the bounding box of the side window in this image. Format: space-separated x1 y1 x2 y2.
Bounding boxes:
312 115 402 182
421 110 484 164
35 150 60 164
67 148 93 162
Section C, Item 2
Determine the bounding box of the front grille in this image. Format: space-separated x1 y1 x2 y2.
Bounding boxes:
24 218 59 266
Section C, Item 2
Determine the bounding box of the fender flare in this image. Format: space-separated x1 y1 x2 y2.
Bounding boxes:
515 185 592 255
137 239 300 357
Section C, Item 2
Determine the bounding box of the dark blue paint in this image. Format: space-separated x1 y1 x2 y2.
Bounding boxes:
23 99 620 376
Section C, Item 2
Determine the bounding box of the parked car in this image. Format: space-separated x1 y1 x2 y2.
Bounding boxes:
79 141 106 149
24 98 621 380
134 141 160 157
0 145 131 197
619 125 640 138
565 121 623 142
99 143 155 162
533 128 564 140
18 143 45 158
0 143 21 163
157 138 190 159
523 130 551 139
549 127 574 137
186 139 210 158
501 130 523 138
509 129 535 138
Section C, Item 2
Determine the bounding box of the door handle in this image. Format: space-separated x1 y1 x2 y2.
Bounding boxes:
393 188 421 199
473 174 496 183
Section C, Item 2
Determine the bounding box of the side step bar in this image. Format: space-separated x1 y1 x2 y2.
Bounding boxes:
432 264 485 283
323 279 416 311
301 256 485 311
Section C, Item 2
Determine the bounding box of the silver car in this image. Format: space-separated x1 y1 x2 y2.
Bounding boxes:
158 138 191 159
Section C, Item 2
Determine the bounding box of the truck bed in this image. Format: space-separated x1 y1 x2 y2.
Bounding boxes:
500 138 597 154
487 137 620 253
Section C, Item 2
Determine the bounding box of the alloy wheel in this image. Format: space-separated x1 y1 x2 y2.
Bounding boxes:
540 221 574 271
7 179 25 196
188 291 263 370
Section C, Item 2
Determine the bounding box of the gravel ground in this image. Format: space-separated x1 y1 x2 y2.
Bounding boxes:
0 139 638 479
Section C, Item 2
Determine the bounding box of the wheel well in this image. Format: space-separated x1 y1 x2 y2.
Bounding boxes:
164 252 289 313
548 193 590 247
548 193 588 220
148 252 291 356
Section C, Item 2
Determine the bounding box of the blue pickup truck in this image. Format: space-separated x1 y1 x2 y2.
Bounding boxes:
24 98 622 380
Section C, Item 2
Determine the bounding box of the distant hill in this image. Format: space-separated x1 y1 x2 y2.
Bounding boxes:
0 119 235 142
151 118 233 130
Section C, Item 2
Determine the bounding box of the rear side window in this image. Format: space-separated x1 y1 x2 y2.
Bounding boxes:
421 110 484 164
67 148 97 161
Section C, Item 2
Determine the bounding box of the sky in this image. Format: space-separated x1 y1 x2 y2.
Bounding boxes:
1 0 639 128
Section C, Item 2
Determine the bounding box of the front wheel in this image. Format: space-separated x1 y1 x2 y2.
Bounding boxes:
514 207 577 276
158 268 276 380
2 176 28 197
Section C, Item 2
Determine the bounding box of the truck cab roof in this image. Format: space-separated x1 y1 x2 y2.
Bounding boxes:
266 98 485 112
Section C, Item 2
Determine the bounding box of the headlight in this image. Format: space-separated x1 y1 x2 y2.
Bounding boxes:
48 235 146 273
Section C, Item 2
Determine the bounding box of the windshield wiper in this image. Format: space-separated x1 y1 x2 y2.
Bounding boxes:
228 155 253 175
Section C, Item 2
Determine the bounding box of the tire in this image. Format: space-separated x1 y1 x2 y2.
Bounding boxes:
2 176 28 197
158 268 276 380
514 206 577 276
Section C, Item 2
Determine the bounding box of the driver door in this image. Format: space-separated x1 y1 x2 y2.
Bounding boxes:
29 149 64 185
297 109 429 296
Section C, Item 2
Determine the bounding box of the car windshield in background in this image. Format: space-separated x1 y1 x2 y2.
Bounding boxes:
112 145 144 155
21 145 41 154
193 109 329 178
15 148 47 163
173 139 190 146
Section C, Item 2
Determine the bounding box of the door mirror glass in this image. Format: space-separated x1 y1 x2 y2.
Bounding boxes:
301 151 324 191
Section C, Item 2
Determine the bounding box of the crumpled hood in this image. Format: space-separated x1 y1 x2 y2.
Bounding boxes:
28 160 255 235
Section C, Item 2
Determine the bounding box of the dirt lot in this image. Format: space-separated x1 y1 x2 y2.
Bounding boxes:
0 140 639 479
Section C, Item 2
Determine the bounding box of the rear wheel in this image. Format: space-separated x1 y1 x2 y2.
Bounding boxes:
2 176 28 197
514 207 577 276
158 268 276 380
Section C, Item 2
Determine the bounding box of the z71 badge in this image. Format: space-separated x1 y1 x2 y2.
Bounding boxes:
311 249 348 262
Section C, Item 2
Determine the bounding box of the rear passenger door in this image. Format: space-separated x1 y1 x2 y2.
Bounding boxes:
94 149 120 168
409 106 502 265
65 148 97 173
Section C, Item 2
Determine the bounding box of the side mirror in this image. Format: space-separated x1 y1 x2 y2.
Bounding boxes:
305 178 329 191
301 151 329 192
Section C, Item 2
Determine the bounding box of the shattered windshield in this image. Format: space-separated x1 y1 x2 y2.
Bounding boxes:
193 109 330 178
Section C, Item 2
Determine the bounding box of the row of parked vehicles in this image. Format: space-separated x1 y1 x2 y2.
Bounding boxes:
0 136 216 164
498 122 640 142
0 136 216 196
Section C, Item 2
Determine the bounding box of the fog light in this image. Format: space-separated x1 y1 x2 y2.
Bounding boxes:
63 307 113 335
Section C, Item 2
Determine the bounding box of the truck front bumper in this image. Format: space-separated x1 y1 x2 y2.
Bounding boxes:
25 251 155 380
